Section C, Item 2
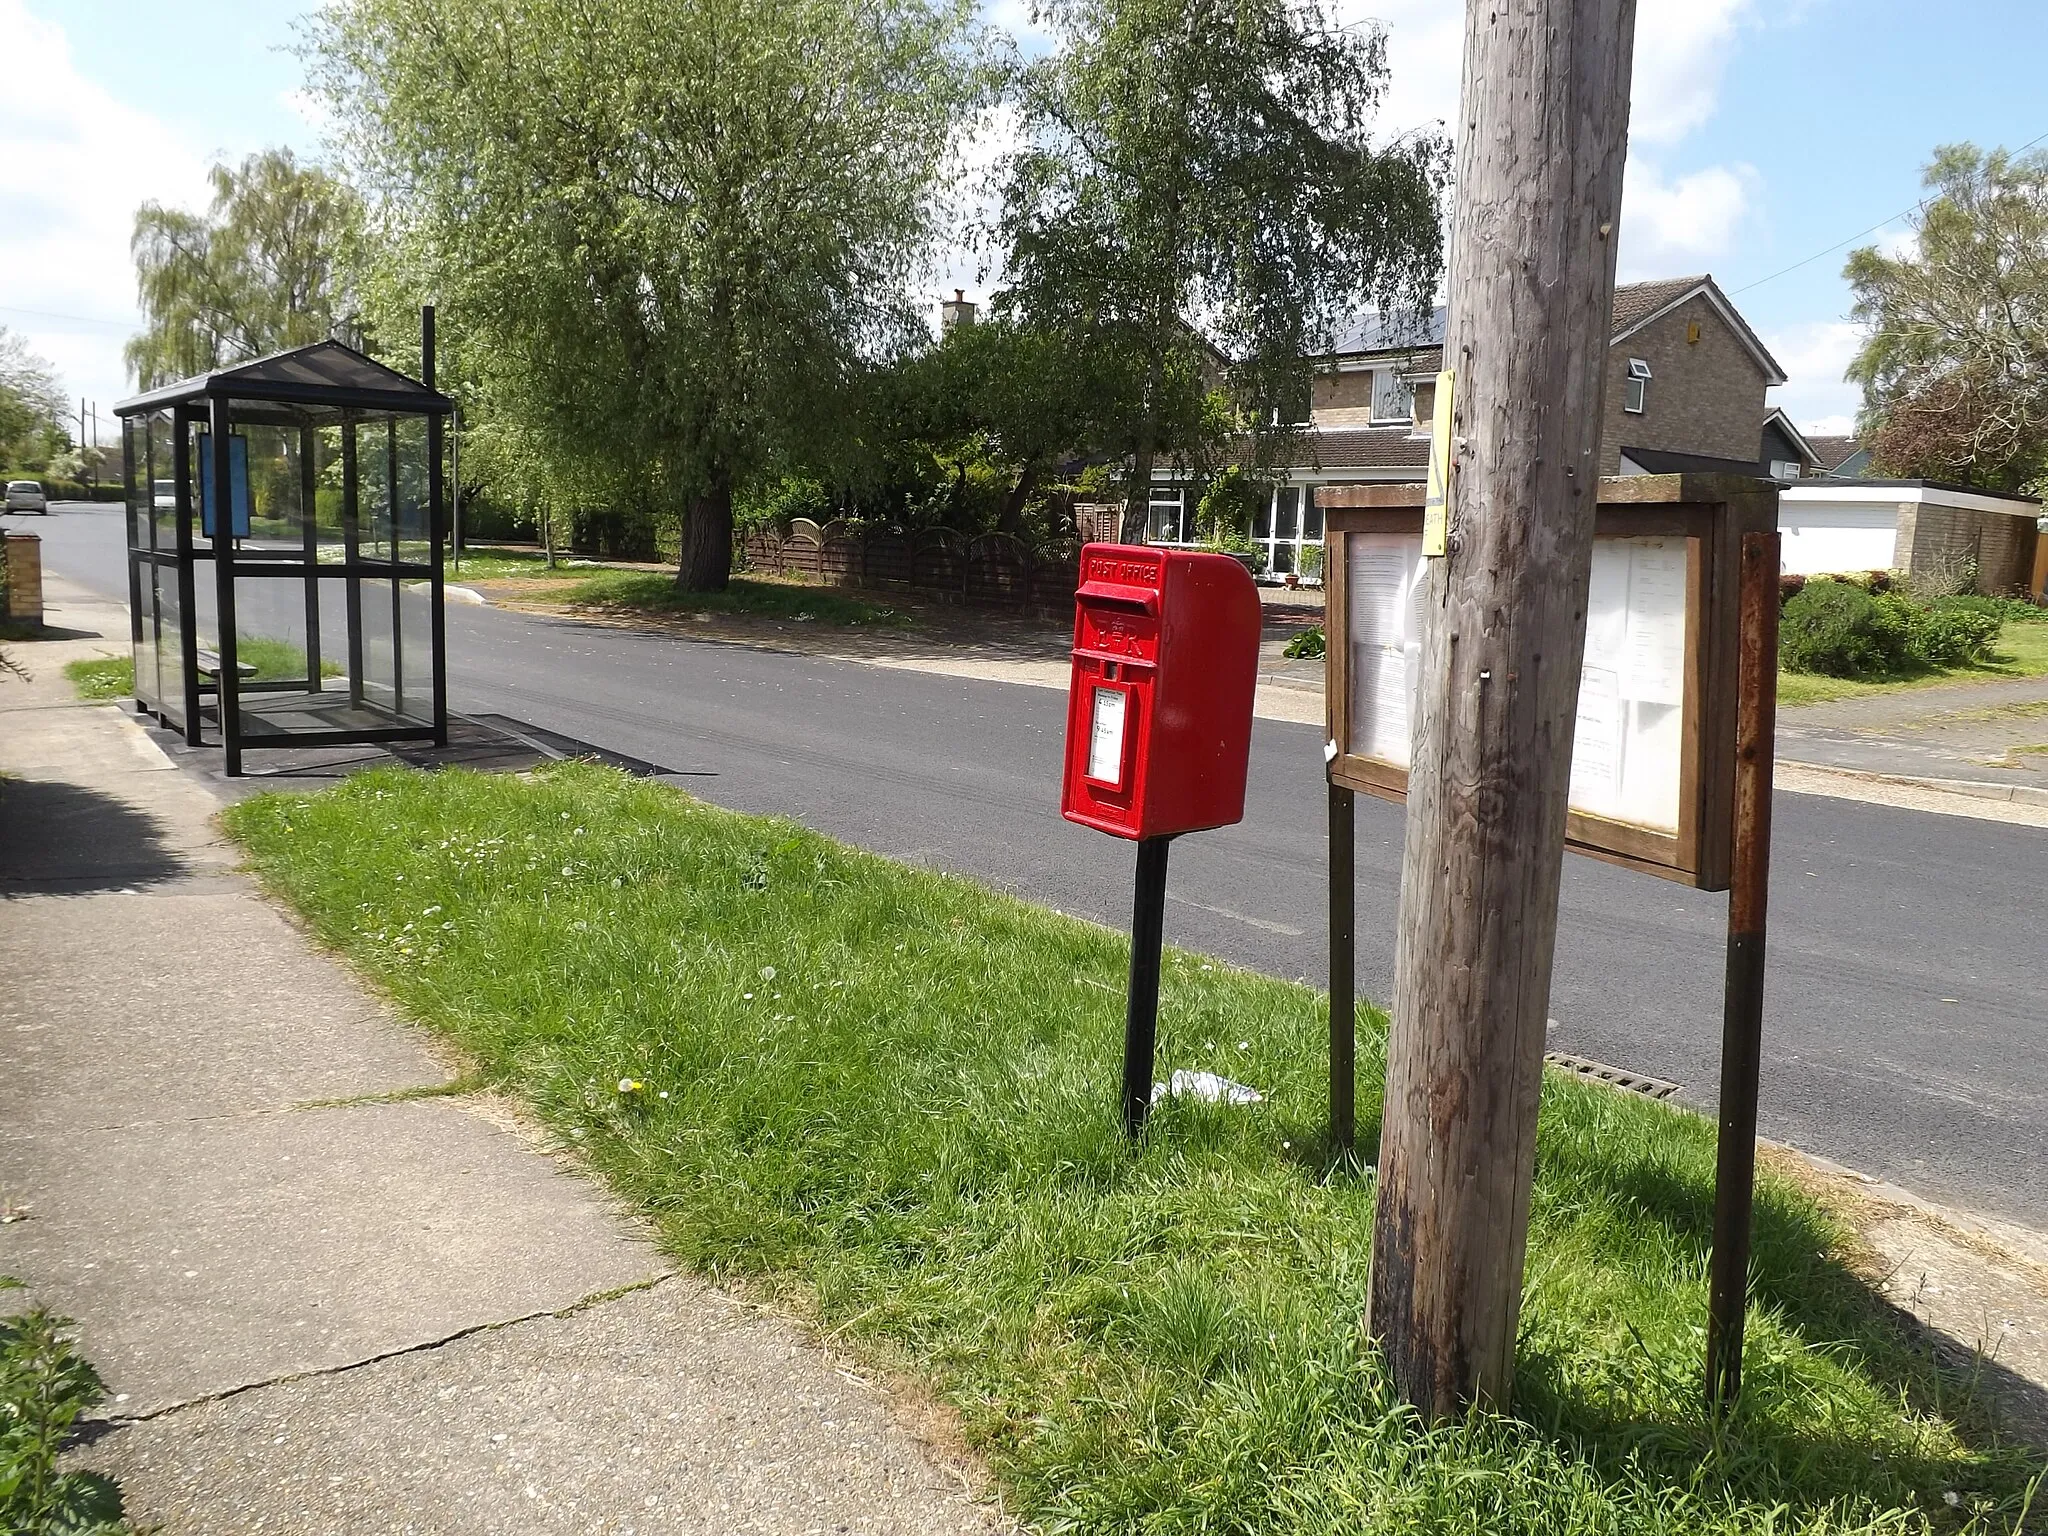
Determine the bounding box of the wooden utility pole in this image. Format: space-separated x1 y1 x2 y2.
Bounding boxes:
1366 0 1639 1417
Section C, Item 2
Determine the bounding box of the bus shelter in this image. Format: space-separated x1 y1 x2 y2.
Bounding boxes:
115 334 452 775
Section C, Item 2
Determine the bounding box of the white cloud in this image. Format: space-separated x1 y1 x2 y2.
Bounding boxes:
1619 160 1756 278
1627 0 1755 146
0 0 210 420
1764 320 1867 433
1324 0 1763 285
1325 0 1755 148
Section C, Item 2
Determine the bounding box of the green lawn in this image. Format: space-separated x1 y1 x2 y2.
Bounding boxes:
457 548 908 627
1780 611 2048 708
222 763 2042 1535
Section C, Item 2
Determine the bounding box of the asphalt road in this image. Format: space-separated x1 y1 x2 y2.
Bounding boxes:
15 501 2046 1229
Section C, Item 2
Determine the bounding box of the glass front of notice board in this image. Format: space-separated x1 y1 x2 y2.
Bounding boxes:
1346 532 1691 834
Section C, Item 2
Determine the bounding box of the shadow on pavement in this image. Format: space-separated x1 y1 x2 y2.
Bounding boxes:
0 777 185 895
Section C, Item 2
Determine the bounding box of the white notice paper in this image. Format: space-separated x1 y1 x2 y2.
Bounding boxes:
1623 540 1687 706
1347 533 1427 768
1583 543 1631 675
1088 687 1127 784
1569 666 1623 807
1342 531 1691 839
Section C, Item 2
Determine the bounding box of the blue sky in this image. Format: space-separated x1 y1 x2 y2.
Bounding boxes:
4 0 2042 442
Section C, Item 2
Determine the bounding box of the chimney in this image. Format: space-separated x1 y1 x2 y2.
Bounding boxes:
940 289 978 332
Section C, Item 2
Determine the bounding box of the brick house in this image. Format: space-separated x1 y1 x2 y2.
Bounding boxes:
1145 275 1788 578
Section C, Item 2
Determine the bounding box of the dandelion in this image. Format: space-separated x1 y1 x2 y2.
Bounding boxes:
617 1078 643 1095
760 965 777 981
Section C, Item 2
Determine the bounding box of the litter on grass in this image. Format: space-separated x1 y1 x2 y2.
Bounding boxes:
1151 1069 1264 1107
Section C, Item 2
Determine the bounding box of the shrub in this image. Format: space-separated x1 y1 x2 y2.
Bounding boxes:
1282 626 1325 660
1780 581 2010 677
1907 598 2001 666
1780 580 1913 676
1 1281 128 1534
1778 572 1807 605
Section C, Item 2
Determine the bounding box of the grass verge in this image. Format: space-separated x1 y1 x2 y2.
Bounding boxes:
1781 611 2048 708
65 641 339 703
64 657 132 700
223 763 2044 1534
459 548 908 627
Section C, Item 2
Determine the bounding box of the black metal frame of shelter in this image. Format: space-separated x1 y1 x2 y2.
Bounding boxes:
113 315 453 776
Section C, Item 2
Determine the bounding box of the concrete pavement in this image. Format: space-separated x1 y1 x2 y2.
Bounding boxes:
0 588 998 1533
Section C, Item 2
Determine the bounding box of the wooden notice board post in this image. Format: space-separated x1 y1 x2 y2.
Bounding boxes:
1318 472 1783 1407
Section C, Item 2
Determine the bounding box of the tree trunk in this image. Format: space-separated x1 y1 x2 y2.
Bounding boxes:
1365 0 1637 1420
998 460 1041 537
1121 441 1155 544
677 472 734 592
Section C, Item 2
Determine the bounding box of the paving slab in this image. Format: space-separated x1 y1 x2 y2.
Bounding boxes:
1 1097 663 1414
0 891 451 1131
92 1279 999 1536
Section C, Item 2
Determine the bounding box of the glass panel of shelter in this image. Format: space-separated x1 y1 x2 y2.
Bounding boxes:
215 403 437 740
118 402 439 747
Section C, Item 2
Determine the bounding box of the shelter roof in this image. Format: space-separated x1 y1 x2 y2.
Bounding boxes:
116 340 453 420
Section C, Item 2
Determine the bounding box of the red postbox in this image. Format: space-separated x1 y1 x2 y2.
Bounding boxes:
1060 543 1263 1138
1061 544 1261 839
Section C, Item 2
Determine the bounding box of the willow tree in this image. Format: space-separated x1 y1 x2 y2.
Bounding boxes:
313 0 985 590
126 149 360 390
1001 0 1449 539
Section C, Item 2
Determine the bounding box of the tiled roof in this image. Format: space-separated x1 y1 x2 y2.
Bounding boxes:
1300 426 1432 471
1608 276 1709 335
1805 436 1864 472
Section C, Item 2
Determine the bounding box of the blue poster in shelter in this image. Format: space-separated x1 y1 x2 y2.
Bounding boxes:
196 433 252 538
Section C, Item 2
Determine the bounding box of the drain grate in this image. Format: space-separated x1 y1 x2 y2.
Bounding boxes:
1545 1051 1681 1101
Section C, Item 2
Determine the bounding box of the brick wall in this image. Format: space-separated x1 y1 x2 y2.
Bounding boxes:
1310 369 1377 427
1896 500 2041 595
1599 293 1771 474
3 532 44 625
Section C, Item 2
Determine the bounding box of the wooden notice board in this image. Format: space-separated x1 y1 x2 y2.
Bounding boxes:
1318 474 1778 891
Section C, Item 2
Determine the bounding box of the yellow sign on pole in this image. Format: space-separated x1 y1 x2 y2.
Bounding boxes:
1422 368 1455 557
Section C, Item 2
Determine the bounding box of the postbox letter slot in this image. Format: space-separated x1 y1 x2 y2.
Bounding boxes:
1075 579 1160 616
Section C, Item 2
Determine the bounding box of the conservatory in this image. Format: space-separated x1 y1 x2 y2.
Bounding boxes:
114 324 452 775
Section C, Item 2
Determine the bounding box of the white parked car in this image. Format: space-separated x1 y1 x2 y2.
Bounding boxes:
4 480 48 514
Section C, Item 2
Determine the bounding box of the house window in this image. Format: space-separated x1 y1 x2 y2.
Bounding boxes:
1148 486 1190 544
1771 459 1803 480
1249 485 1324 579
1623 357 1652 415
1371 369 1414 424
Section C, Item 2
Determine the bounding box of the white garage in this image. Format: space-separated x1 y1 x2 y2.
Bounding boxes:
1776 481 2043 595
1778 496 1898 576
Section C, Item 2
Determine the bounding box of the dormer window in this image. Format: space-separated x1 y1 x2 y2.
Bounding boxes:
1623 357 1652 414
